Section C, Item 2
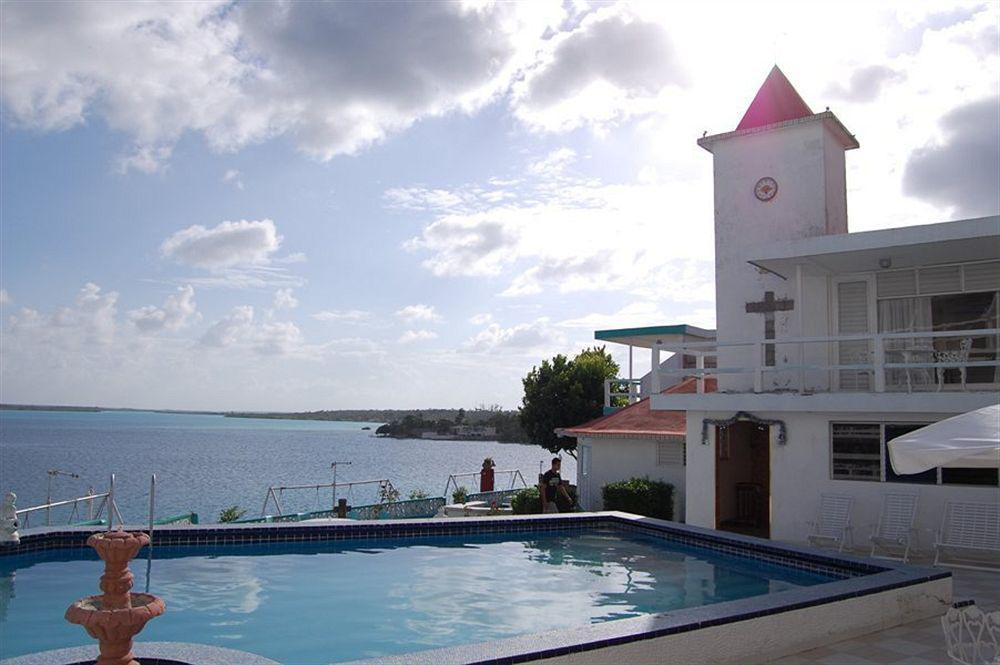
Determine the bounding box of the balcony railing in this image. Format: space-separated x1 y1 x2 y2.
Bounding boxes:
650 328 1000 395
604 378 644 408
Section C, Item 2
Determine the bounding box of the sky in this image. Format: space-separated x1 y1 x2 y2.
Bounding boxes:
1 1 997 411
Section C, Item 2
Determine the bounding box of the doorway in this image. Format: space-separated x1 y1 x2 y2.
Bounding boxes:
715 422 771 538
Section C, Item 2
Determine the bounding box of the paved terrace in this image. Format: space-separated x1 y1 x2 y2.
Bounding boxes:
775 564 997 664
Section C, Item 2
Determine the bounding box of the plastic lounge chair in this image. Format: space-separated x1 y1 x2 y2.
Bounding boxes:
942 604 1000 665
807 494 854 552
870 493 919 563
934 500 1000 570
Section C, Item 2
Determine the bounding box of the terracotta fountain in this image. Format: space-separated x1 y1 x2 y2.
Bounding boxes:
65 530 165 665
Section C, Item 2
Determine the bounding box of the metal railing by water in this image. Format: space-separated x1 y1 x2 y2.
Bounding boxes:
15 474 125 530
442 469 528 500
259 478 396 518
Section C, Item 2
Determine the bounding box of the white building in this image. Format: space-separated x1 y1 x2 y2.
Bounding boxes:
595 66 999 549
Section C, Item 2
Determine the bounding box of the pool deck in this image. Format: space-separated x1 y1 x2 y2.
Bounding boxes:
774 564 997 665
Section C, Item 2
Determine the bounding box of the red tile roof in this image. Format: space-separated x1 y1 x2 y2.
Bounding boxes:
562 377 717 439
736 66 813 131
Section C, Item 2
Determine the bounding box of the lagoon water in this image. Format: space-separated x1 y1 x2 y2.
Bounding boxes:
0 410 575 524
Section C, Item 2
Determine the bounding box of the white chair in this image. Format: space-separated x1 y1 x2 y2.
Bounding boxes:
935 500 1000 570
870 492 919 562
807 494 854 552
942 604 1000 665
935 337 973 391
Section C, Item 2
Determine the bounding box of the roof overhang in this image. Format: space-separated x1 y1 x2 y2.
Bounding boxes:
747 216 1000 279
594 324 716 349
698 111 858 153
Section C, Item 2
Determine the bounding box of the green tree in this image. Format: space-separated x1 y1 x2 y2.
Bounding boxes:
519 346 619 458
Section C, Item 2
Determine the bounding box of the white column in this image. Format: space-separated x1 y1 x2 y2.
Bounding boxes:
650 343 661 394
628 345 635 402
795 263 805 393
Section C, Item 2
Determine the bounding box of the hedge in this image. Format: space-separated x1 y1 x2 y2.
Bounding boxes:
601 477 674 520
511 486 541 514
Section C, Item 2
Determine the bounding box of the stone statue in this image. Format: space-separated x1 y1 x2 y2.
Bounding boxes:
1 492 19 545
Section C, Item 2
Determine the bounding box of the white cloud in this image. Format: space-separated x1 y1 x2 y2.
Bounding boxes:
463 318 566 354
5 282 118 350
0 2 565 169
398 329 438 344
903 95 1000 218
512 6 685 132
399 155 715 300
312 309 372 323
825 65 904 103
469 312 493 325
198 305 304 356
0 289 10 305
162 219 282 270
222 169 244 190
128 285 198 333
273 288 298 310
253 321 304 356
395 304 442 323
527 148 577 176
200 305 254 348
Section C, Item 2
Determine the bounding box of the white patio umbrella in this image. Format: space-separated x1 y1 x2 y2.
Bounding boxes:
888 404 1000 475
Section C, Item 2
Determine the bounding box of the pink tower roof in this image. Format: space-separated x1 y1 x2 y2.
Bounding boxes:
736 66 814 131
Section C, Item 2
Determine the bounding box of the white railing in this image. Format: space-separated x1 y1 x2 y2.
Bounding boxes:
651 328 1000 394
443 469 528 499
604 378 643 408
16 474 125 529
259 478 395 517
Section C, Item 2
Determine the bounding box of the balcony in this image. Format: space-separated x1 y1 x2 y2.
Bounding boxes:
647 328 1000 414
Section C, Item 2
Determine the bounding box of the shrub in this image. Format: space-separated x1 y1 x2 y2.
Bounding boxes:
218 505 246 523
408 489 429 500
601 477 674 520
511 486 541 514
452 486 469 504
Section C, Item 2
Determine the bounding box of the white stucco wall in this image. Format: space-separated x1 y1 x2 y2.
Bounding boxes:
685 409 998 548
710 119 852 392
578 437 686 521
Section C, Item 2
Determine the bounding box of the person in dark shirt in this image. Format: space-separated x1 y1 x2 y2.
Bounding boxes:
540 457 571 513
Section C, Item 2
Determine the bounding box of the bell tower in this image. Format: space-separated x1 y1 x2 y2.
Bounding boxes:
698 66 859 390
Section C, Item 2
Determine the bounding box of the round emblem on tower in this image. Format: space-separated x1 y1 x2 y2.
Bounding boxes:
754 177 778 202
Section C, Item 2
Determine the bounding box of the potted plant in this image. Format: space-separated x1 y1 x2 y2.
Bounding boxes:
452 486 469 505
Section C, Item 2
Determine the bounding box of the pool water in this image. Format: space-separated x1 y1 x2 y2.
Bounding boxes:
0 529 838 662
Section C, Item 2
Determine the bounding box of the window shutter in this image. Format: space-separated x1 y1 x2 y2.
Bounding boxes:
918 265 962 294
657 440 685 466
963 261 1000 291
877 270 916 298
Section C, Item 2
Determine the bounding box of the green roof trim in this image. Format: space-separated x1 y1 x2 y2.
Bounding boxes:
594 324 691 340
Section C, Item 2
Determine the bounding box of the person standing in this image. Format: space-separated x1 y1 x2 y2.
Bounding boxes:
540 457 571 513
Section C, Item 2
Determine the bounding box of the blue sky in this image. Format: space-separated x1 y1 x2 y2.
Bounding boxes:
1 1 997 411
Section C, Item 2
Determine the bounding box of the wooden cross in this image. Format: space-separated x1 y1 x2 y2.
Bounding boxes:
745 291 794 366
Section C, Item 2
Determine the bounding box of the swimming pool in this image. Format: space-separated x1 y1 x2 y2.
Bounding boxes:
0 514 951 664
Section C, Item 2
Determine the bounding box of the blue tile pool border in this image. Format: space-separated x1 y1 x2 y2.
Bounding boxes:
1 512 950 665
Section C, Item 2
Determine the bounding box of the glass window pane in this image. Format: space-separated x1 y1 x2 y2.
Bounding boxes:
884 423 937 484
941 468 999 486
831 423 881 481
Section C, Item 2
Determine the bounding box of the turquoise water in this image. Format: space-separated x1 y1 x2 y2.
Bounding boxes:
0 410 573 523
0 529 836 662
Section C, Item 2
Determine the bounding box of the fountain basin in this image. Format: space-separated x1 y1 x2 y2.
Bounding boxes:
65 593 165 641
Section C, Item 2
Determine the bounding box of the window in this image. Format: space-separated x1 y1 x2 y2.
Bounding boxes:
831 424 881 481
831 421 999 487
658 440 685 466
884 423 935 484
